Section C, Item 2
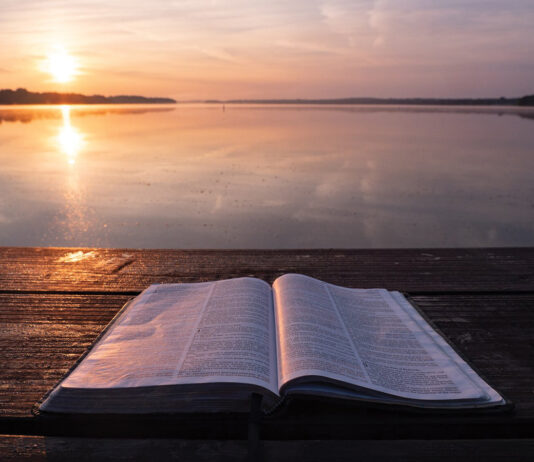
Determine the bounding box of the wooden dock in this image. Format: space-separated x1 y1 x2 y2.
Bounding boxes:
1 247 533 460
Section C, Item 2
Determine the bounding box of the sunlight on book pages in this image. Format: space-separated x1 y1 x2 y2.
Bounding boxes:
40 275 506 415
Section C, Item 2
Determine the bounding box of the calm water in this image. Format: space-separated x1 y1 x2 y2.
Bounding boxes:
1 104 533 248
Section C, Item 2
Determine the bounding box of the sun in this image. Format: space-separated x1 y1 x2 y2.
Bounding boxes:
45 48 79 83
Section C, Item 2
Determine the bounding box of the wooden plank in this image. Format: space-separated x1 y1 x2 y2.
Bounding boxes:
0 247 533 440
0 247 533 292
1 435 534 461
411 293 534 404
0 294 131 419
1 291 533 438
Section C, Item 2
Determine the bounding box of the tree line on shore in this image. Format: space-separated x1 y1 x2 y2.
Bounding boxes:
0 88 176 104
1 88 533 106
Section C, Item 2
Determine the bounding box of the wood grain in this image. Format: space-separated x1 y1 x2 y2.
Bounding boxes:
1 247 533 292
1 435 534 461
0 294 130 419
0 247 533 442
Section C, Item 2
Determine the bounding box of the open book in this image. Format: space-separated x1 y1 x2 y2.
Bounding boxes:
40 275 506 414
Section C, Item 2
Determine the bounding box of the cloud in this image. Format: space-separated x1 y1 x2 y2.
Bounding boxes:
319 0 375 46
275 40 341 57
2 0 534 97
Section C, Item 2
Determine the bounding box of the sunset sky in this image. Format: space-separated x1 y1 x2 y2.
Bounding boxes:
1 0 533 100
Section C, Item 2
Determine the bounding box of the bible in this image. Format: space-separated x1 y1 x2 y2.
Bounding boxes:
39 274 507 414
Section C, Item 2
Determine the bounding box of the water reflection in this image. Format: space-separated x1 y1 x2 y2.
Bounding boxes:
57 171 88 242
227 104 534 120
0 104 533 248
57 106 84 165
0 105 175 124
54 107 104 245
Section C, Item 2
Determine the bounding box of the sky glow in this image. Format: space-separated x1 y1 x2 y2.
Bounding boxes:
1 0 533 99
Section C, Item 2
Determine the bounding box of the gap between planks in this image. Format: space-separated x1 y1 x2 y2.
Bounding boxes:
1 289 533 296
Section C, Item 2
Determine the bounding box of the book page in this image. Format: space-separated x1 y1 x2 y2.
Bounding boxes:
390 291 502 404
274 274 486 401
273 274 371 390
63 278 278 394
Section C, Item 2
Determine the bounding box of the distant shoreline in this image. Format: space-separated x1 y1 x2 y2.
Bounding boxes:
203 96 534 107
0 88 176 105
1 88 533 107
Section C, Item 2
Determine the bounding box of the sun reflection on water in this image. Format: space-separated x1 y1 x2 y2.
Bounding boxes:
46 105 99 246
57 106 84 165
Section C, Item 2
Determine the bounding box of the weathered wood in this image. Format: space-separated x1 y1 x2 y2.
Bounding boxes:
0 294 130 419
1 292 533 425
412 294 534 402
0 247 533 292
1 435 534 462
0 247 533 442
0 293 534 417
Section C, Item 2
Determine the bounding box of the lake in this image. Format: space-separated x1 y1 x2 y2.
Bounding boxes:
1 104 533 248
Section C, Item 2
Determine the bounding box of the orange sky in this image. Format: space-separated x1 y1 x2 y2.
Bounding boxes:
1 1 533 100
